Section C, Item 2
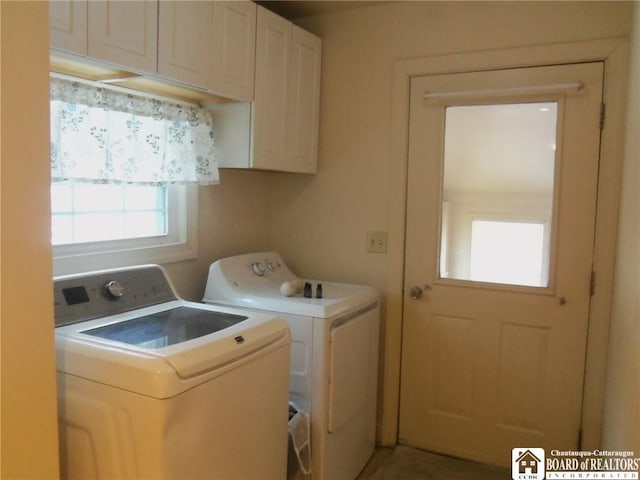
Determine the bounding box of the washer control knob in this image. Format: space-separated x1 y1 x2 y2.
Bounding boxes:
103 280 124 300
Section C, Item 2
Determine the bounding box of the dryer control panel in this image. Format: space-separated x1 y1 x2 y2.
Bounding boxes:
213 252 297 289
54 265 177 327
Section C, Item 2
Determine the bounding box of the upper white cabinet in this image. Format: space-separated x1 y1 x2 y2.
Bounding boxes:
211 2 257 101
49 0 87 55
158 1 214 89
157 1 256 100
287 26 322 173
251 6 322 173
252 7 292 170
50 1 257 101
88 0 158 74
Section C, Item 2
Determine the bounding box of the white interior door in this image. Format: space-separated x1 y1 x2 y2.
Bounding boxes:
399 62 604 467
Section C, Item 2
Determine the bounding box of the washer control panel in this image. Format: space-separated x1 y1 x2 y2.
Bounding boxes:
54 265 177 327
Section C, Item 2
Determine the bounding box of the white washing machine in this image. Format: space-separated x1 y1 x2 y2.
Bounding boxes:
203 252 380 480
54 264 291 479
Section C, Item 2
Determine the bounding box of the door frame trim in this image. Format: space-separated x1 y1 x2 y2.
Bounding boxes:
381 37 630 448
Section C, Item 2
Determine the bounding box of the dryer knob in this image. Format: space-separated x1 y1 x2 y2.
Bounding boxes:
266 261 278 271
103 280 124 300
251 262 266 277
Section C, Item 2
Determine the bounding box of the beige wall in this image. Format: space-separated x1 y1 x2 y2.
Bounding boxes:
163 169 272 301
602 1 640 452
0 1 60 477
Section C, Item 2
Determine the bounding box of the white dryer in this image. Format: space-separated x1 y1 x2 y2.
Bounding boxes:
54 264 291 479
203 252 380 480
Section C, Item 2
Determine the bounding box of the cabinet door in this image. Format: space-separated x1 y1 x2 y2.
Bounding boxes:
50 0 87 55
88 0 158 74
286 27 322 173
211 1 256 101
158 1 213 89
252 6 291 171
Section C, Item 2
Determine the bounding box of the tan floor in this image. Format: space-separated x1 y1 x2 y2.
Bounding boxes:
357 446 510 479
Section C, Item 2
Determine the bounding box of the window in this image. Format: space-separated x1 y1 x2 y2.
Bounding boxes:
438 102 558 288
51 183 168 245
50 75 218 275
51 183 197 275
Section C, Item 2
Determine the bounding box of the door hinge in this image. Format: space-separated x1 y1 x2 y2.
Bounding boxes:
600 103 606 130
590 271 596 297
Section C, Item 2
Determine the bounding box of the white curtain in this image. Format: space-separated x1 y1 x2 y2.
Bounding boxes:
50 76 219 186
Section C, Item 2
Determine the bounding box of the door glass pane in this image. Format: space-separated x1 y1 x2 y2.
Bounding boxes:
439 102 557 287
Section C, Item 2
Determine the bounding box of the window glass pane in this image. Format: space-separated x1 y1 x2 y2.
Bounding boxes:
439 102 557 287
125 185 165 210
74 184 124 212
470 220 546 287
73 213 125 242
124 212 166 238
51 183 168 246
51 184 73 213
51 215 73 245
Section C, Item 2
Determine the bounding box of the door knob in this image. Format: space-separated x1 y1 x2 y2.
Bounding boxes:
409 284 432 300
409 285 424 300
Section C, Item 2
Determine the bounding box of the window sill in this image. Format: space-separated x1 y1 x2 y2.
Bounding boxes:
52 239 197 277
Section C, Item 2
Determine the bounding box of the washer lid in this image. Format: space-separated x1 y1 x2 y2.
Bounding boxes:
83 306 247 348
55 300 290 399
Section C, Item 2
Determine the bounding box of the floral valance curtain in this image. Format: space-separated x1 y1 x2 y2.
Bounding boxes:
50 76 219 186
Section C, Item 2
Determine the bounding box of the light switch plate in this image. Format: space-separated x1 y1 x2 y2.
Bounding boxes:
367 231 388 253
